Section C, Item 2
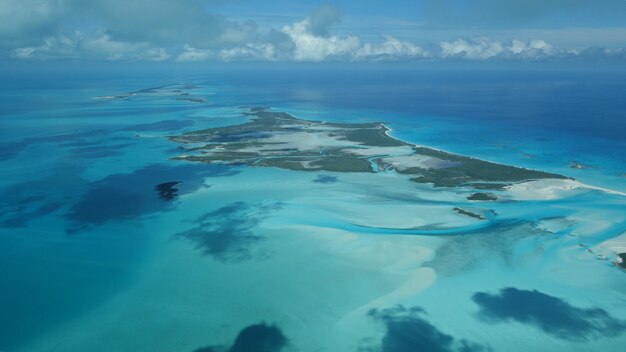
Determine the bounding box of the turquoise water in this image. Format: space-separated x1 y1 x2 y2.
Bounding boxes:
1 68 625 351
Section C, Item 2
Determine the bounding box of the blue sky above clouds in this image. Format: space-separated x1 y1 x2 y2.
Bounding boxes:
2 0 626 62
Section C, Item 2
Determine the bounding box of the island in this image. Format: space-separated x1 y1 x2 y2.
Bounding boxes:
453 207 486 220
617 253 626 269
467 192 498 201
169 108 569 189
95 84 208 103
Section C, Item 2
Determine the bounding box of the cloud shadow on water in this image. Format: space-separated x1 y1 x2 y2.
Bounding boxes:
192 323 288 352
472 287 626 341
1 201 64 228
313 174 338 184
366 306 491 352
175 201 281 262
66 164 238 233
0 165 84 229
0 129 110 161
66 142 134 159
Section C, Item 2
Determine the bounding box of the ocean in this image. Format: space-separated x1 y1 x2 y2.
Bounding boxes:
1 65 625 351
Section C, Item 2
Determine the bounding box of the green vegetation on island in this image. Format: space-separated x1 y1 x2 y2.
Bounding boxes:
169 108 569 189
467 193 498 201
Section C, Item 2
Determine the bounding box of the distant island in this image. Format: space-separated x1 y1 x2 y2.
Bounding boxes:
169 107 568 190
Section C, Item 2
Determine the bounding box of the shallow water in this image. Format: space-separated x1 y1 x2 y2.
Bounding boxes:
1 68 625 352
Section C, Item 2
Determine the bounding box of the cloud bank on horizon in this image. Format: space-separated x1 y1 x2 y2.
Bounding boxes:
2 0 626 63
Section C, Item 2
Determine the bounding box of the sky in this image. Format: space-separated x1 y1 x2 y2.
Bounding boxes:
1 0 626 63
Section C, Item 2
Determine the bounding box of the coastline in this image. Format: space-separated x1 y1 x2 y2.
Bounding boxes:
170 107 571 190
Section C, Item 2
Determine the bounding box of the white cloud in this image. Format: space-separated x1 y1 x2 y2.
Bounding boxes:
577 46 626 60
219 20 259 45
440 38 504 59
142 48 170 62
219 43 276 61
11 35 78 60
11 47 36 60
11 32 169 61
508 39 554 58
440 38 558 60
355 36 428 60
176 45 212 62
282 17 427 62
81 34 146 60
4 2 624 63
282 19 361 61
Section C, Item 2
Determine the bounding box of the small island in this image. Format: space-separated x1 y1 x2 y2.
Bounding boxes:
467 192 498 201
617 253 626 269
453 207 486 220
169 108 568 189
